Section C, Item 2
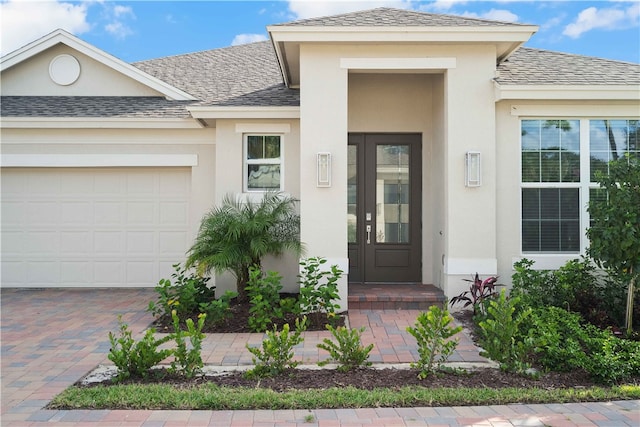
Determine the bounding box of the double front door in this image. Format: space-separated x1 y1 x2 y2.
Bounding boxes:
348 133 422 284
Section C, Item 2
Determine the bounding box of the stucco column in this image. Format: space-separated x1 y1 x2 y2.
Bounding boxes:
298 45 350 309
442 47 498 297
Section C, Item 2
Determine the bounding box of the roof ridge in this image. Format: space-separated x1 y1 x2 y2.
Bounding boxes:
273 6 533 27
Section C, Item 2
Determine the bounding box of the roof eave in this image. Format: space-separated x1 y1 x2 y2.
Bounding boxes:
0 117 204 129
187 105 300 119
495 82 640 101
268 25 538 87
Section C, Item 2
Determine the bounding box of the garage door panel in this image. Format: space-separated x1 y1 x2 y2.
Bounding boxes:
27 202 60 224
127 202 156 223
159 202 189 224
60 231 91 253
1 167 191 287
61 262 91 283
94 231 123 253
26 231 59 254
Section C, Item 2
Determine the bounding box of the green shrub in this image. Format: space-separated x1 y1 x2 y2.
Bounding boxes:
511 258 628 329
108 316 173 381
147 263 216 320
245 317 307 378
522 306 592 372
298 257 342 326
198 290 237 327
406 305 462 379
169 310 206 379
587 335 640 384
478 290 532 374
317 325 373 372
246 266 284 332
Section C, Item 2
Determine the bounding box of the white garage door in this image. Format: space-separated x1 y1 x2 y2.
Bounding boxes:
1 167 192 287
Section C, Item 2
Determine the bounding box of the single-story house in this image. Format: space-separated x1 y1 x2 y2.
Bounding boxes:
1 7 639 308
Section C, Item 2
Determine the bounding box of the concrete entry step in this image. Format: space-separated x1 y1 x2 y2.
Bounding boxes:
348 283 446 310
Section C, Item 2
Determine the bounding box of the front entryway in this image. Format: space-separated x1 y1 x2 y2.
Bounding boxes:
347 133 422 284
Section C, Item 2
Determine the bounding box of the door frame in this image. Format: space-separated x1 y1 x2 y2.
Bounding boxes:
347 133 422 284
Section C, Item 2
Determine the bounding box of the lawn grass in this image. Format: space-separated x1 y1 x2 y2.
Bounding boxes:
49 383 640 410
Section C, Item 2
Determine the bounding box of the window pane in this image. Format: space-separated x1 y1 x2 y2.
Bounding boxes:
540 188 559 219
522 188 539 220
522 220 540 252
521 188 579 253
522 120 580 183
376 145 409 244
590 151 609 181
247 164 280 190
541 151 560 182
347 145 357 244
264 136 281 159
521 120 541 151
247 136 263 159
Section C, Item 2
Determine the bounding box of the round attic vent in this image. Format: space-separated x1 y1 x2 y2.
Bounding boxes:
49 54 81 86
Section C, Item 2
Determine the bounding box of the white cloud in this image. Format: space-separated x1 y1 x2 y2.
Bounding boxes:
287 0 412 20
563 3 640 38
113 5 134 19
0 0 90 55
462 8 519 22
422 0 467 12
231 33 268 46
105 21 133 40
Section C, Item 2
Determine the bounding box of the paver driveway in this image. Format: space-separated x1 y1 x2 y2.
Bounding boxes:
1 288 638 426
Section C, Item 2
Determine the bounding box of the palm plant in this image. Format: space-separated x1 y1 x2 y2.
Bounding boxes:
186 192 304 302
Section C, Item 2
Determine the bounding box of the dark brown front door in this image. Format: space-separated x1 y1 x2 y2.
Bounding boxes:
348 133 422 284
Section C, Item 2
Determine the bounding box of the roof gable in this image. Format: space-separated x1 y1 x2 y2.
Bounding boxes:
1 29 196 100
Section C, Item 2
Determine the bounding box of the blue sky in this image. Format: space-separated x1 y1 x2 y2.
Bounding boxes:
1 1 639 63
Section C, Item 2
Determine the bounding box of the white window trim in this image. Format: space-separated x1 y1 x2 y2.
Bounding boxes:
519 119 585 262
243 134 284 193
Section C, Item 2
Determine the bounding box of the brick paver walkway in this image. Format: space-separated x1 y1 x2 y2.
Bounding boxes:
1 288 638 426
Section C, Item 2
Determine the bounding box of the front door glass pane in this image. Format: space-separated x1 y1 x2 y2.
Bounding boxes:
347 145 357 244
376 145 409 243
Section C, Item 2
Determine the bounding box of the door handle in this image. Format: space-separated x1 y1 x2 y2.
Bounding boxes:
366 225 371 244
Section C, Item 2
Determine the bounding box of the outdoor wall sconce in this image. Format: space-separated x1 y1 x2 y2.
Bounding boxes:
465 151 481 187
317 152 332 187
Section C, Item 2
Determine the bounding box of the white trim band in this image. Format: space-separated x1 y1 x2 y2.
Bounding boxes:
341 57 456 70
1 154 198 168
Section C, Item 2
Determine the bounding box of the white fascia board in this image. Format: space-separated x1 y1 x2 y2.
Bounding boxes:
510 104 640 118
0 117 204 129
495 83 640 101
1 154 198 168
341 57 456 70
188 106 300 119
268 26 537 43
1 29 196 101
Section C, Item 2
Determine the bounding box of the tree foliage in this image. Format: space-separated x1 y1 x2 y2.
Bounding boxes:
186 192 304 302
587 155 640 331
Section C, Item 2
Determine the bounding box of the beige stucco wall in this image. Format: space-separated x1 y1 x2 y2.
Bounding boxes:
1 44 163 97
211 119 302 294
495 99 640 288
297 43 500 302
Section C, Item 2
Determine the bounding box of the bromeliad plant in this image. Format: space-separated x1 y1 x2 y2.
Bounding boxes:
449 273 500 316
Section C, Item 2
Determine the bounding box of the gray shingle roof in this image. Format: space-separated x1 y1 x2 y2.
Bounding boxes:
497 47 640 85
0 96 194 118
273 7 532 27
133 41 298 107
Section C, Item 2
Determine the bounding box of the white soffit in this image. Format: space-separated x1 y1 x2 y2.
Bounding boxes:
1 154 198 168
1 29 197 101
